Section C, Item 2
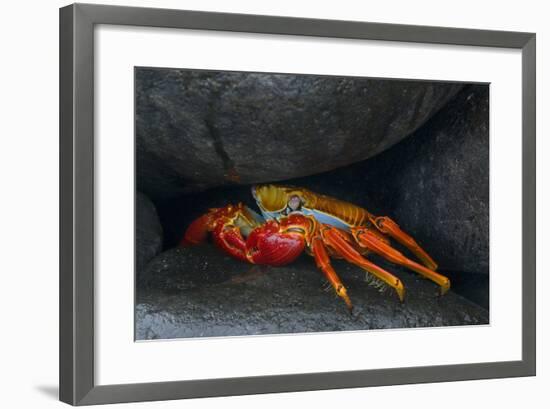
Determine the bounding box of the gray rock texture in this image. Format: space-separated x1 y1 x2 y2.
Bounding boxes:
138 245 240 291
136 246 488 340
376 85 489 275
136 192 163 276
293 84 490 276
136 68 463 198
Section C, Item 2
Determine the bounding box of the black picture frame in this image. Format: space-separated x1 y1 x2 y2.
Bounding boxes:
59 3 536 405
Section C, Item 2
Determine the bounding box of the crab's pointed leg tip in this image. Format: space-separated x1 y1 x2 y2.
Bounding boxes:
344 297 353 313
440 279 451 296
395 282 405 303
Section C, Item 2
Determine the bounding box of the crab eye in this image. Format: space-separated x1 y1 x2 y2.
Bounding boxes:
288 195 302 211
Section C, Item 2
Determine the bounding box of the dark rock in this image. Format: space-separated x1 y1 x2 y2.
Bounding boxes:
137 246 244 291
136 68 463 198
136 192 163 277
373 85 490 275
277 85 490 276
443 271 489 310
136 246 488 340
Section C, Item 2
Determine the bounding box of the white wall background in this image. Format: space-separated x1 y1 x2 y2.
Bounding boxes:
0 0 546 408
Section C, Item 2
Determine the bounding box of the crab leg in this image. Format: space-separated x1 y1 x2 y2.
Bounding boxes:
310 236 353 311
353 228 450 295
320 226 406 302
373 216 438 270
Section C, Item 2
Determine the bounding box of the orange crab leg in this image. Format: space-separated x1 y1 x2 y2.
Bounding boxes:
353 228 450 295
310 236 353 311
320 226 406 302
373 216 438 270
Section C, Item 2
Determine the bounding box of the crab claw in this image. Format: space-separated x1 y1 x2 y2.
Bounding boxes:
182 204 308 266
181 204 253 261
181 213 213 246
246 220 306 266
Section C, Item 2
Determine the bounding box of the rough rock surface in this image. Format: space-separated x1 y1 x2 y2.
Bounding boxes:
135 246 488 340
136 68 463 198
295 85 490 276
137 245 242 291
366 85 490 275
136 192 163 277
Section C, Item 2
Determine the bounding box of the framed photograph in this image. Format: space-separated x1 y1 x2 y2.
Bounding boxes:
59 3 536 405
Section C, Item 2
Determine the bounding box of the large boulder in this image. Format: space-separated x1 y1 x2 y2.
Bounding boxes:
136 246 488 340
137 245 241 291
371 85 490 276
136 68 463 198
261 85 489 277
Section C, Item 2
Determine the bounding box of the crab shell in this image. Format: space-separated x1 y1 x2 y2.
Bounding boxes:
251 184 375 232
